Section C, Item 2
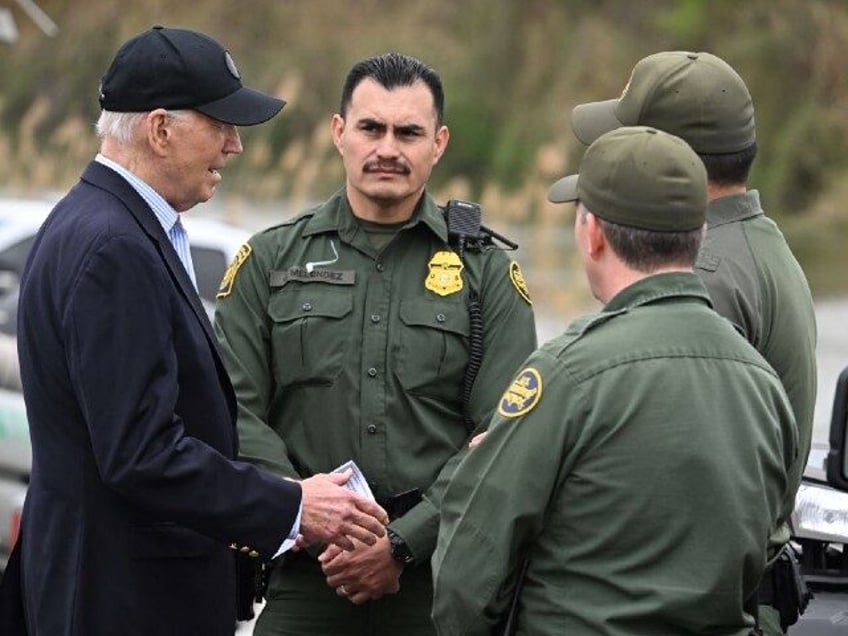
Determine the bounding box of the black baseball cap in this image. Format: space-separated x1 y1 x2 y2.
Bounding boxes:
548 127 707 232
99 26 285 126
571 51 755 154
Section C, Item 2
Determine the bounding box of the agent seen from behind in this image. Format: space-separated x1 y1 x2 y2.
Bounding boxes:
432 127 797 635
570 51 817 633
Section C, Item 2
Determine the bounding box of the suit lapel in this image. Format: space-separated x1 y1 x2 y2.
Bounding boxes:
81 163 211 331
79 162 236 418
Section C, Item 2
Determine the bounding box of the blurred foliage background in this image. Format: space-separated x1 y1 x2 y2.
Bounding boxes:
1 0 847 307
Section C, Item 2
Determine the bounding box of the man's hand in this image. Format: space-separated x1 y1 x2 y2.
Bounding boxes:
318 534 402 604
468 431 487 448
299 471 388 551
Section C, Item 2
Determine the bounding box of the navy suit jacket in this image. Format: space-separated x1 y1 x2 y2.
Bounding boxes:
14 162 300 635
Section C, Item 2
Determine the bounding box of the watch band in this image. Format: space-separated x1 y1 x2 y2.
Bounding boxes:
387 528 415 565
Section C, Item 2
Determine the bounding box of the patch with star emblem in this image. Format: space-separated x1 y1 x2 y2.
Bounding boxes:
509 261 531 304
216 243 252 299
425 250 464 296
497 367 542 418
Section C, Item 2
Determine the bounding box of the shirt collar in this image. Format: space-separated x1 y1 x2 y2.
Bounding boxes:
94 154 180 234
301 188 449 243
604 271 712 314
706 189 763 229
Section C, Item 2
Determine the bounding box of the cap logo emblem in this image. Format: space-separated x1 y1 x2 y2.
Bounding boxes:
224 51 241 80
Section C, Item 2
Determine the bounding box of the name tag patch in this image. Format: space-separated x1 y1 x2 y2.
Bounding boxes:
270 268 356 288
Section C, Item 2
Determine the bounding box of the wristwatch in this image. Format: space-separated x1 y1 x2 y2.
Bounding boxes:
387 528 415 565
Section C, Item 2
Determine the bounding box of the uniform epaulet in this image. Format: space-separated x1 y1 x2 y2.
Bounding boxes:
547 311 621 359
259 207 318 234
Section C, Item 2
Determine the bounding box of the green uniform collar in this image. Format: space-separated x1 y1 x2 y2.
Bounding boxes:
604 271 712 314
706 189 763 229
300 188 449 244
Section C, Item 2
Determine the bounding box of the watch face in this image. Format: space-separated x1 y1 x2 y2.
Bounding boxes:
395 548 414 564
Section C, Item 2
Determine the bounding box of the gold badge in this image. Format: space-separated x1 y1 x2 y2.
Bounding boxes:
216 243 252 299
425 251 464 296
509 261 531 304
498 368 543 418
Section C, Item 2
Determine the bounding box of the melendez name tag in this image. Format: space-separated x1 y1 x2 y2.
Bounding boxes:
270 267 356 288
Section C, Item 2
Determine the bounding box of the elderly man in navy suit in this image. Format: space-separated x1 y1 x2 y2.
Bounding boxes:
1 26 388 636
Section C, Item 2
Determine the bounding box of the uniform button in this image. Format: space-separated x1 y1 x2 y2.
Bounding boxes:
229 543 238 551
367 367 378 377
371 314 381 323
436 313 446 323
302 302 312 312
367 424 378 434
248 550 259 558
376 263 385 272
240 546 250 553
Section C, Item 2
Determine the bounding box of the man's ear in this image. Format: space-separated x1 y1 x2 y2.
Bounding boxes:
146 109 172 157
432 125 450 165
330 113 345 156
585 211 606 260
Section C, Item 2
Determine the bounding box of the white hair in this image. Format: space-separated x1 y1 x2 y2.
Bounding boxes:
95 109 192 144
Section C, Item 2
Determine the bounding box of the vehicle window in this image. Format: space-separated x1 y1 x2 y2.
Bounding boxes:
190 246 227 305
0 237 36 274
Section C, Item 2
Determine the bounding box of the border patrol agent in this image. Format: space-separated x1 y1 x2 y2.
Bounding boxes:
432 127 797 635
214 52 536 635
569 52 817 633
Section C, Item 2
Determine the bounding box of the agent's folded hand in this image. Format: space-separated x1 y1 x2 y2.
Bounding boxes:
299 471 389 551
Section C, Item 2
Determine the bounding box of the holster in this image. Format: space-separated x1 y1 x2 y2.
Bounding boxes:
235 552 270 621
382 488 422 521
0 537 27 635
757 544 812 630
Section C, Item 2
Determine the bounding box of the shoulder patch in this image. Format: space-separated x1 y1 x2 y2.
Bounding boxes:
509 261 531 304
216 243 252 299
497 367 542 418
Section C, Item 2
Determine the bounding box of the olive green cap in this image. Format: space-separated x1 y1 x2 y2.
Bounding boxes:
547 126 707 232
571 51 755 154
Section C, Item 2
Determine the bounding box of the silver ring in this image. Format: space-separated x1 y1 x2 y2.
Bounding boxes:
339 585 348 596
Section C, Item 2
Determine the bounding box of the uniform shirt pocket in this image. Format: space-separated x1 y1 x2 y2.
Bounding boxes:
268 289 354 388
395 297 470 402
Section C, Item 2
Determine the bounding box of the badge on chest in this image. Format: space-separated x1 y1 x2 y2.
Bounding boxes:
425 250 463 297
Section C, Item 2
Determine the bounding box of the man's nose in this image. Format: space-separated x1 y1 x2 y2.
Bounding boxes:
375 132 400 156
224 125 243 155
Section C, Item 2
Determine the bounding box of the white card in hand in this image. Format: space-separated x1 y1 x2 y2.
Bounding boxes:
332 460 375 501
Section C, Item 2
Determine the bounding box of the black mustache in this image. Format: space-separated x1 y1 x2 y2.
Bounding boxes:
364 161 410 174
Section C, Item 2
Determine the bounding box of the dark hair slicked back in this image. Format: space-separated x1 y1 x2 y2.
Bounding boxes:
340 52 445 126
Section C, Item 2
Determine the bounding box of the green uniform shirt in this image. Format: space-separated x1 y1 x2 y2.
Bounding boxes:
695 190 816 544
214 190 536 561
432 272 797 636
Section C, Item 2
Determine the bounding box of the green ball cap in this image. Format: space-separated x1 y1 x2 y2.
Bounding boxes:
571 51 755 154
547 126 707 232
